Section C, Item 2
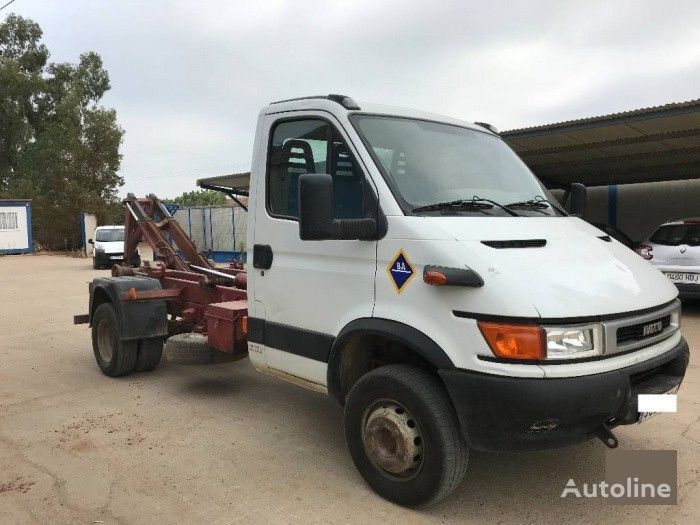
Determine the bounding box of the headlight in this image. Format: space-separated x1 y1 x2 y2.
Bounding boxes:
543 324 603 359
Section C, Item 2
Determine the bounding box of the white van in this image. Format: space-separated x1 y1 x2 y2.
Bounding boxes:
90 225 139 269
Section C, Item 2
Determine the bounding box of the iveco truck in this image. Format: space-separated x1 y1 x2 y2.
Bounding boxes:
79 95 689 507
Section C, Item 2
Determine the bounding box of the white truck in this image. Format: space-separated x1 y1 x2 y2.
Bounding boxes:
79 95 689 506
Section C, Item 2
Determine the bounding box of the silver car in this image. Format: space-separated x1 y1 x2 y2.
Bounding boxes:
637 218 700 299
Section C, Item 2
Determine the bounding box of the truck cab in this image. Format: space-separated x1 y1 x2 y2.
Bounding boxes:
80 95 689 507
244 95 688 503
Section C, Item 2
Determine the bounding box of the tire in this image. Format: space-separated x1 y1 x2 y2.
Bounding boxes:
92 257 99 269
164 333 238 365
344 364 468 507
134 337 164 372
91 302 138 377
131 254 142 268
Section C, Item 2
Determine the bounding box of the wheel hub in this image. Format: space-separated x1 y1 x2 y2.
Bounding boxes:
96 318 115 362
363 401 423 478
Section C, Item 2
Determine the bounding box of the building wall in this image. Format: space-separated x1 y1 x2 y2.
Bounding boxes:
584 180 700 242
0 202 32 254
553 179 700 242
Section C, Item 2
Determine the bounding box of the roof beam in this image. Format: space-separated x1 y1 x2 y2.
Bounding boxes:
524 145 700 171
510 128 700 158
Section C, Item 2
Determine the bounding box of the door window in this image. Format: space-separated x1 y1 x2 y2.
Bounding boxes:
267 118 370 220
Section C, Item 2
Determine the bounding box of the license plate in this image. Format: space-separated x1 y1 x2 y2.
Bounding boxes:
663 272 699 283
638 385 680 424
110 256 123 260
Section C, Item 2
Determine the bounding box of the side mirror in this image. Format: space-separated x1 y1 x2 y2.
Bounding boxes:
569 183 587 218
298 174 336 240
298 173 378 241
88 239 94 244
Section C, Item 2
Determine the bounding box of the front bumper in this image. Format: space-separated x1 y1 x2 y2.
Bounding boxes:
95 252 139 266
439 337 689 451
675 282 700 299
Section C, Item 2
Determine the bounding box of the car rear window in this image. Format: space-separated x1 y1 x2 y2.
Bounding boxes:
649 224 699 246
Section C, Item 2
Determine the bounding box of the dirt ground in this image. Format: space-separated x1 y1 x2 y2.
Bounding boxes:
0 254 698 524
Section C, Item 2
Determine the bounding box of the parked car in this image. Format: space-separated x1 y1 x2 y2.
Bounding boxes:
89 225 140 269
591 222 637 249
636 218 700 299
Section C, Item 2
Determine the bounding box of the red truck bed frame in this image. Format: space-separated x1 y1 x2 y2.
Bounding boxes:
114 193 248 356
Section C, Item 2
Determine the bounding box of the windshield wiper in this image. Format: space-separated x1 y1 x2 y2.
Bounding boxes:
413 196 520 216
506 196 554 215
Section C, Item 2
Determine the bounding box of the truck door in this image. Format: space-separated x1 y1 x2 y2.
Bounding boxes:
251 113 378 387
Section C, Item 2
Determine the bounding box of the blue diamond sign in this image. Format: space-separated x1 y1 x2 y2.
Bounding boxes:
387 249 415 293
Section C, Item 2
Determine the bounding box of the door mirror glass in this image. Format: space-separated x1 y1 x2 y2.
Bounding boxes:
298 174 379 241
88 238 94 244
299 174 336 240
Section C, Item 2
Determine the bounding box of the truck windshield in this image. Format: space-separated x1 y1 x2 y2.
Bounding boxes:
95 229 124 242
351 115 560 216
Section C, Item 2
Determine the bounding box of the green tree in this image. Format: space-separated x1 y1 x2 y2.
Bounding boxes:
0 14 124 250
164 189 227 207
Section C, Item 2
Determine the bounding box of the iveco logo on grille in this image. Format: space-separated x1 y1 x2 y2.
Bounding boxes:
642 321 664 337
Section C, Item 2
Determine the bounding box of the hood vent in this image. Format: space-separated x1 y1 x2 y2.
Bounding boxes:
481 239 546 249
598 235 612 242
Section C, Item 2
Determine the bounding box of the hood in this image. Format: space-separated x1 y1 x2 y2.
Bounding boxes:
426 216 678 318
95 240 124 254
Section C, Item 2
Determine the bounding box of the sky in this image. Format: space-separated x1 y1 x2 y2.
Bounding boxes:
5 0 700 197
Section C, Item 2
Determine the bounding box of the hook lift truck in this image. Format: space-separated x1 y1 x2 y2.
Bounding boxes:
75 95 689 506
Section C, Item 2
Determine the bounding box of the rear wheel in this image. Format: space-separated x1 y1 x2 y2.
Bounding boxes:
91 302 138 376
134 337 164 372
344 365 468 507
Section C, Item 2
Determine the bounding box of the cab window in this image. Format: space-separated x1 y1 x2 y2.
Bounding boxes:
267 118 370 220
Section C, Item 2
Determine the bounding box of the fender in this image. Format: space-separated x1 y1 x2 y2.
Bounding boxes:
327 317 455 403
89 276 168 341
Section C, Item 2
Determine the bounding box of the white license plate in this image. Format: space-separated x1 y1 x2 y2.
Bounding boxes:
663 272 699 283
638 385 680 424
110 256 123 260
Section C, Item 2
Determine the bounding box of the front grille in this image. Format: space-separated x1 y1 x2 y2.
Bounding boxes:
616 315 671 345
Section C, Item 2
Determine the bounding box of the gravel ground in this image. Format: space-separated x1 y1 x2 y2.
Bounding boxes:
0 254 698 524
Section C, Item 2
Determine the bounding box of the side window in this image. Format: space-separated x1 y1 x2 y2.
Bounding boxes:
268 119 328 219
267 119 370 220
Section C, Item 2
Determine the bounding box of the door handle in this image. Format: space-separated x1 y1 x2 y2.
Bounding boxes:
253 244 273 269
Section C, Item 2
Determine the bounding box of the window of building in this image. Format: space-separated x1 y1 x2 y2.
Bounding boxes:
0 211 19 230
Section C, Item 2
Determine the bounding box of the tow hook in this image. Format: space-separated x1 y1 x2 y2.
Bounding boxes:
595 423 619 449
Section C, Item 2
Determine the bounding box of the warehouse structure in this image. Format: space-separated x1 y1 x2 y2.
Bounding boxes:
502 99 700 241
0 199 33 255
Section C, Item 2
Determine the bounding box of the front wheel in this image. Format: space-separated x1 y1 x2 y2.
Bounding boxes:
344 365 468 507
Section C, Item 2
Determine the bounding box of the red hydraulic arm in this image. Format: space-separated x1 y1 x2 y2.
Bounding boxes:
115 194 248 357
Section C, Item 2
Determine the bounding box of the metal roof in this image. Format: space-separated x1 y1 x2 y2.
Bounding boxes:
501 99 700 187
197 172 250 192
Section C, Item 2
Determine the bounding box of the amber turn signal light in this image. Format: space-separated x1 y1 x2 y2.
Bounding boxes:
477 321 545 360
423 271 447 286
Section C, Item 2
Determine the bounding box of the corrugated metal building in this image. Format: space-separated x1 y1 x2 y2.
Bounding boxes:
502 99 700 241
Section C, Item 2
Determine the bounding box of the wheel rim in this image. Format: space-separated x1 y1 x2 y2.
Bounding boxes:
96 318 115 362
362 399 424 481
